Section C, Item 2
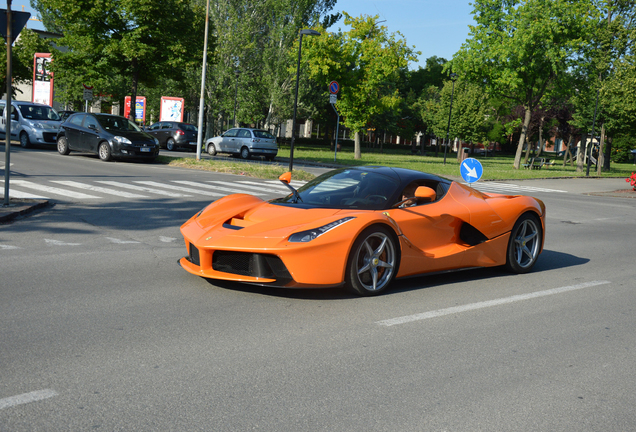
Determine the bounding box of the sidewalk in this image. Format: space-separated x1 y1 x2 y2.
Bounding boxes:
0 199 50 223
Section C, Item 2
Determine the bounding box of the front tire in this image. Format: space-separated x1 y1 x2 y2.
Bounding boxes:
20 132 30 148
57 136 70 155
240 146 250 160
166 138 176 151
207 143 217 156
98 142 112 161
346 226 399 296
505 213 542 273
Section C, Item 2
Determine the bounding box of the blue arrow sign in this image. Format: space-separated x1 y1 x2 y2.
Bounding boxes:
460 157 483 184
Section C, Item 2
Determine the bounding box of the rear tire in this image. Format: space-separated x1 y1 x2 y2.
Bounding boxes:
505 213 542 273
57 136 70 155
98 142 112 161
166 138 176 151
345 226 399 296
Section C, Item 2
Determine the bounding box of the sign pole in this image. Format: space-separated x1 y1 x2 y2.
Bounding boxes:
328 81 340 162
4 2 13 207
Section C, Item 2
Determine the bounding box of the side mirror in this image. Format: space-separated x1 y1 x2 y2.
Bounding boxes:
278 172 292 185
87 124 98 131
415 186 436 202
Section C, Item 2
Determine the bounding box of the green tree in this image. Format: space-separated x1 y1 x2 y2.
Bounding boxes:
1 29 51 98
35 0 206 119
302 13 418 159
451 0 596 169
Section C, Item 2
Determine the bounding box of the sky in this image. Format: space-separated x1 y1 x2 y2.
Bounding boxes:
3 0 476 69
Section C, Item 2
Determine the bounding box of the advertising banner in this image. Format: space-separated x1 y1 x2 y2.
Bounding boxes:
124 96 146 123
160 97 184 122
33 53 53 106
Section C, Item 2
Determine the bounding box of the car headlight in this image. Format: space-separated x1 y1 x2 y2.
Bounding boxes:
154 138 159 145
288 217 355 243
114 136 132 145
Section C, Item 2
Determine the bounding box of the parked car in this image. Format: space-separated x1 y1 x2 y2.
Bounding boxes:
57 113 160 161
0 100 62 148
57 110 76 122
205 128 278 161
145 121 198 151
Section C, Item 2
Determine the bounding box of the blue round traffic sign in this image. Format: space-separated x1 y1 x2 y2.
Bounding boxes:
460 157 483 184
329 81 340 94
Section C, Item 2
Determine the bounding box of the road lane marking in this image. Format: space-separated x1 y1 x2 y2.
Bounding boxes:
51 180 149 198
134 181 225 197
8 180 100 199
376 280 611 327
172 180 268 196
106 237 140 244
97 181 190 198
210 180 288 194
45 239 81 246
464 182 567 194
0 389 58 410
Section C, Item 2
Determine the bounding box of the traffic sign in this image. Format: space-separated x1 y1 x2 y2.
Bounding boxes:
329 81 339 94
329 94 337 104
460 157 483 184
83 88 93 101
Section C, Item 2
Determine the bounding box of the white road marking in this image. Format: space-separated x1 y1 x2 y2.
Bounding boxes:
0 389 58 410
8 180 100 199
0 244 20 250
465 181 567 194
159 236 177 243
0 181 48 199
376 280 611 327
264 179 306 188
210 180 288 194
174 180 268 196
44 239 81 246
134 181 224 197
51 180 148 198
106 237 140 244
97 181 190 198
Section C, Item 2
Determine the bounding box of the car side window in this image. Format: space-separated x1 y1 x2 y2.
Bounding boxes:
149 123 161 130
238 129 251 138
85 115 99 130
161 123 172 129
223 129 238 137
69 114 85 126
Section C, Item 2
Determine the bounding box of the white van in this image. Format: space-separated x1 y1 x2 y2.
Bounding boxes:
0 100 62 148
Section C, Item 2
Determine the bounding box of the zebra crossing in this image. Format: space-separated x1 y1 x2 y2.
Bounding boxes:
462 181 568 194
0 178 306 202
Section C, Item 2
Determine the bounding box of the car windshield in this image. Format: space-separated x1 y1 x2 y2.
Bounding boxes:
271 169 400 210
96 116 142 132
253 130 275 139
18 104 60 121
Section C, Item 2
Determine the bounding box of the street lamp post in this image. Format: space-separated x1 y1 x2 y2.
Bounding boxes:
289 29 320 172
195 0 210 161
443 73 458 165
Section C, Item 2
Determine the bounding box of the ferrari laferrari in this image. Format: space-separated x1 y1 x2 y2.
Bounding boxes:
179 167 546 296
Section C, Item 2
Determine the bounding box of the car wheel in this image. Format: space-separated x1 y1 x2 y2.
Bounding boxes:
505 213 542 273
98 142 112 161
57 136 70 155
346 226 399 296
240 146 250 160
207 143 217 156
19 132 30 148
166 138 176 151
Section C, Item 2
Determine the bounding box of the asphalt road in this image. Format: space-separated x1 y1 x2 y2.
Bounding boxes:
1 145 635 431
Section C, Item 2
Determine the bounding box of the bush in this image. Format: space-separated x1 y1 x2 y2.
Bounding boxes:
611 135 635 163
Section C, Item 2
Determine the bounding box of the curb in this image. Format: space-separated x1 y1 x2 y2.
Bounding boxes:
0 199 50 223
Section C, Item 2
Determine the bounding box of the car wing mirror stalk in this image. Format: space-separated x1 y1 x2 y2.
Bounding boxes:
279 172 302 203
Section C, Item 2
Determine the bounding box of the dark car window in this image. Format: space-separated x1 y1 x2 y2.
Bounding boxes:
181 124 197 132
96 115 142 132
223 129 238 137
69 114 85 126
253 130 275 139
18 104 60 121
238 129 251 138
148 123 161 131
85 115 99 130
161 123 172 129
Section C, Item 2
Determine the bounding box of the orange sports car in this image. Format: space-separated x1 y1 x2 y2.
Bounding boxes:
179 167 545 296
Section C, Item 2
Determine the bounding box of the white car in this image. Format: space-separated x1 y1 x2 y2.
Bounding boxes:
205 128 278 161
0 100 62 148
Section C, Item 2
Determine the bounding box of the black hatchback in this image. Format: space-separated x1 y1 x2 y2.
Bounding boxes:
57 113 160 161
145 121 198 151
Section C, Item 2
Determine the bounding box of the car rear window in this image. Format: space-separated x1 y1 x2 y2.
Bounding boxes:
180 124 197 132
253 130 275 139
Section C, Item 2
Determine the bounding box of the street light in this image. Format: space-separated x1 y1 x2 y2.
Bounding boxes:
289 29 320 172
195 0 210 161
443 73 458 165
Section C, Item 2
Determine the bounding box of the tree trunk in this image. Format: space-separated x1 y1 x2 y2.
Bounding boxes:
576 132 587 172
354 131 362 159
536 117 544 158
563 135 573 167
513 107 532 169
603 134 612 172
523 136 532 164
597 123 606 175
129 58 139 121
